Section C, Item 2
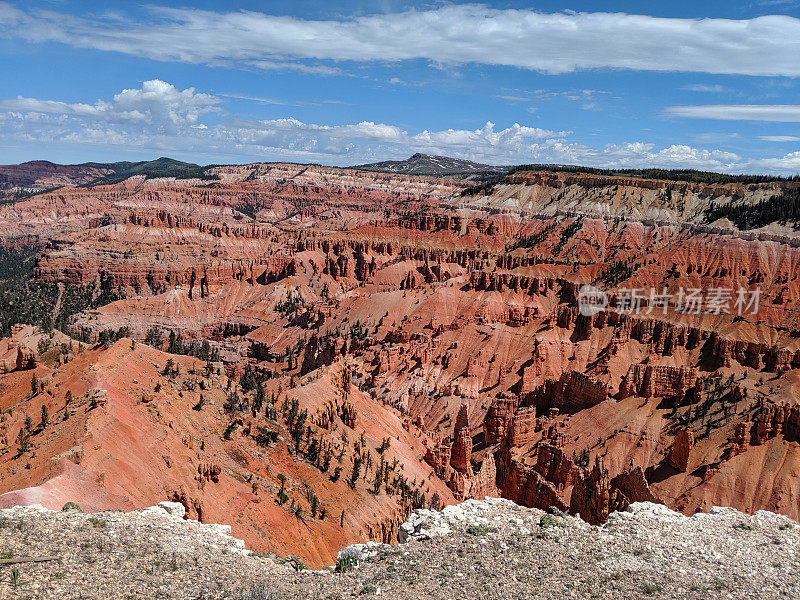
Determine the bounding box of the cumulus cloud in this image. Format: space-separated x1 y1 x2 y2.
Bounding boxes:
0 3 798 76
0 81 566 163
218 118 563 162
664 105 800 121
0 80 220 134
599 143 740 170
1 80 798 174
749 152 800 173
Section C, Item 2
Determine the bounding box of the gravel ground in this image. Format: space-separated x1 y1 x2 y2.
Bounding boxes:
0 499 797 600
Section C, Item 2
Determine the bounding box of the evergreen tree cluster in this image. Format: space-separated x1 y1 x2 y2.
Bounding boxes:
704 187 800 230
461 164 796 197
0 246 116 337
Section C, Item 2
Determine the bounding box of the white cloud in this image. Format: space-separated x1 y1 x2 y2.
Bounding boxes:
682 84 728 93
1 3 798 76
759 135 800 141
0 79 220 133
497 89 609 111
244 60 347 76
664 105 800 121
223 118 563 162
1 80 798 174
497 95 531 102
749 152 800 173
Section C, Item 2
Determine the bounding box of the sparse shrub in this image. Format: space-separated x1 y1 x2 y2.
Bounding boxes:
733 522 754 531
288 556 305 572
359 585 377 595
61 502 82 512
88 517 106 528
244 584 282 600
539 514 563 529
336 555 357 572
466 524 497 536
641 582 661 594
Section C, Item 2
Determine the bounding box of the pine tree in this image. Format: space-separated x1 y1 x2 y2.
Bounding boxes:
277 474 288 505
16 429 29 456
349 454 362 488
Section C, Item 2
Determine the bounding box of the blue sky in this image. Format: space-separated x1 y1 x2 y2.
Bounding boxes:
1 1 799 173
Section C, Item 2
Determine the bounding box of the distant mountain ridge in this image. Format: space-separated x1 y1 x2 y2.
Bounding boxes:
78 157 216 186
0 157 214 197
351 153 510 179
3 154 795 202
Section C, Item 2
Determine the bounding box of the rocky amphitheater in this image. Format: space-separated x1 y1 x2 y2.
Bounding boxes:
1 159 799 597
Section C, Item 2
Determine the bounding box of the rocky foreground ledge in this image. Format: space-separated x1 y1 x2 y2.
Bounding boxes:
0 499 797 600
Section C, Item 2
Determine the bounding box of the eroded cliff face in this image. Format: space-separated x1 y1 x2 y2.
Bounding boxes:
462 169 793 223
2 164 800 562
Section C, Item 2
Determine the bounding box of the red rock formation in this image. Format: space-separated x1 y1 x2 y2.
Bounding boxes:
4 162 800 564
610 467 660 505
731 421 751 454
15 346 36 371
198 463 221 484
668 429 694 472
620 365 697 399
450 404 472 473
523 371 609 413
484 396 519 446
570 456 627 524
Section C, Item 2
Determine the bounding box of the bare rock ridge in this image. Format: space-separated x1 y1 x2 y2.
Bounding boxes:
351 153 509 179
0 498 797 599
